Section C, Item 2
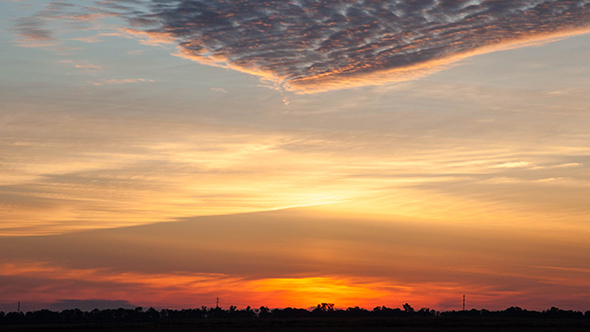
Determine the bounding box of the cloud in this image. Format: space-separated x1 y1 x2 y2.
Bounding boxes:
75 64 103 69
13 17 55 41
2 209 590 310
554 162 583 168
14 1 590 91
11 1 124 47
116 0 590 93
119 27 177 46
126 50 144 55
70 36 103 43
492 161 532 169
92 78 155 85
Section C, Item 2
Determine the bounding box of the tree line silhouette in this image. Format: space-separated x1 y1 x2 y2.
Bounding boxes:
2 303 590 325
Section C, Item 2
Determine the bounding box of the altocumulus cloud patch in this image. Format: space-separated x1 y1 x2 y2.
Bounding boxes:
120 0 590 92
16 0 590 92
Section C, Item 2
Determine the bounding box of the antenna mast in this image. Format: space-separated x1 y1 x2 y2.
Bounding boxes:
462 294 465 311
216 297 219 308
17 301 20 313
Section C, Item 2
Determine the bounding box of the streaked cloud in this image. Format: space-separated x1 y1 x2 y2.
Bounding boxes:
2 108 590 236
554 162 583 168
126 50 144 55
13 16 54 41
1 209 590 310
0 259 468 310
492 161 532 169
60 60 101 68
11 1 123 48
70 36 102 43
75 64 103 69
92 78 155 85
3 0 590 315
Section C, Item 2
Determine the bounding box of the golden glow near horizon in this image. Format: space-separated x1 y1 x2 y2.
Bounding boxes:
2 214 590 311
0 261 457 309
3 109 590 235
2 0 590 313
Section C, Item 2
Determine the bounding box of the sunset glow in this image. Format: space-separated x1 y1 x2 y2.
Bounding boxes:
2 0 590 314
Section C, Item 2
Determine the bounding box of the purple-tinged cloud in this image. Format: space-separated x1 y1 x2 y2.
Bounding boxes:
12 1 118 47
13 17 55 42
118 0 590 92
13 0 590 92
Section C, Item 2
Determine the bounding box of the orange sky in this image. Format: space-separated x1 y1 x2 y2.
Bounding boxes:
1 207 590 311
2 0 590 313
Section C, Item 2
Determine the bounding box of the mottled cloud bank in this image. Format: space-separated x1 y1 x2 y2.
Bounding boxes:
123 0 590 92
13 0 590 92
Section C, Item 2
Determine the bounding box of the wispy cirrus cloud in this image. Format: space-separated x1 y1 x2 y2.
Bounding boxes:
12 0 123 48
92 78 155 85
59 60 103 71
13 16 54 41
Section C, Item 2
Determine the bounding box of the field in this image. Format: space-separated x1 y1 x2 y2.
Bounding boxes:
3 317 589 332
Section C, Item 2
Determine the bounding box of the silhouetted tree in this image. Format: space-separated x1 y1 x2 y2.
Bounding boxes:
316 303 334 311
258 306 270 318
0 304 588 325
402 303 414 313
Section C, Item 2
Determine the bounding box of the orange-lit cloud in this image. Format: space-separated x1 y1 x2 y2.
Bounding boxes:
11 1 111 47
70 36 102 43
119 28 176 46
5 0 590 316
0 260 561 311
13 1 590 91
0 259 459 310
92 78 155 85
2 206 590 312
109 0 590 93
3 105 590 237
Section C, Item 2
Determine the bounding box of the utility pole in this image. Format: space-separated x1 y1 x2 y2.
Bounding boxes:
462 295 465 311
216 297 219 309
17 301 20 313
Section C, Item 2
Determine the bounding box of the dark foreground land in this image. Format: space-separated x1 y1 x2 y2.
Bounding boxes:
3 306 590 331
3 317 590 332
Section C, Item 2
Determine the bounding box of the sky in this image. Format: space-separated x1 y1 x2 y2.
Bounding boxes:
1 0 590 313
